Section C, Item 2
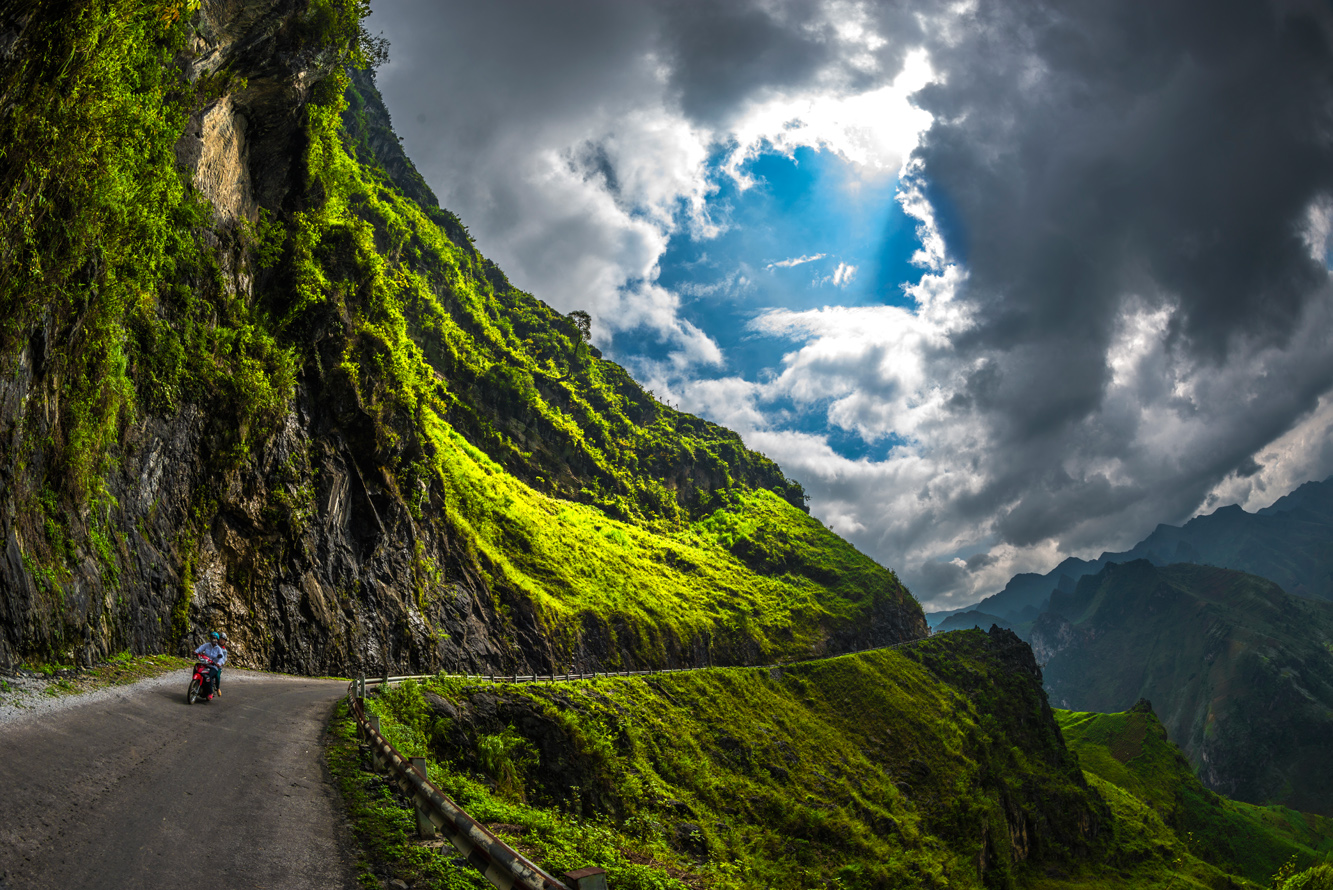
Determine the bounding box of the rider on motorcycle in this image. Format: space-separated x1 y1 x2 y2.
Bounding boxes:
194 631 227 699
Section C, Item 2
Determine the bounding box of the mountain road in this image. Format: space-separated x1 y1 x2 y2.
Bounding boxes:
0 671 357 890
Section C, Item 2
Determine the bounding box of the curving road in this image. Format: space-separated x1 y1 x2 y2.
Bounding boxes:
0 671 356 890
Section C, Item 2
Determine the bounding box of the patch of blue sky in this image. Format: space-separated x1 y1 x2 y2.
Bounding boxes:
607 144 947 461
639 144 931 456
660 142 925 313
813 420 913 462
663 146 925 365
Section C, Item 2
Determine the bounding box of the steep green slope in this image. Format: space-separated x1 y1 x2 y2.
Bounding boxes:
1032 561 1333 814
0 0 923 672
1056 702 1333 884
338 627 1317 890
346 629 1115 889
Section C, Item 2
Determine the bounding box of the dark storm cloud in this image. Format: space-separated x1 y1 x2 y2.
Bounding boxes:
915 2 1333 355
653 0 926 126
897 0 1333 546
368 0 1333 606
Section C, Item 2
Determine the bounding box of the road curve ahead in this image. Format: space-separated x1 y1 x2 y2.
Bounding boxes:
0 671 356 890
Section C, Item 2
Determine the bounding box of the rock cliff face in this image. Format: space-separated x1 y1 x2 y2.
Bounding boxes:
0 1 926 675
0 0 522 675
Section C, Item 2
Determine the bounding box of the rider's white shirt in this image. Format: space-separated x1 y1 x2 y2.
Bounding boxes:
194 641 227 666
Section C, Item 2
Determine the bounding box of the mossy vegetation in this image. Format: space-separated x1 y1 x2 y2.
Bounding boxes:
0 0 920 668
331 629 1318 890
1056 704 1333 885
269 51 920 663
1275 864 1333 890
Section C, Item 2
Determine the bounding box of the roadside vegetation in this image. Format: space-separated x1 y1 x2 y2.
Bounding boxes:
322 629 1333 890
0 652 191 708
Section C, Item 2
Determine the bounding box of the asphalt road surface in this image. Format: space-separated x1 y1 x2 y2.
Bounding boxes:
0 671 357 890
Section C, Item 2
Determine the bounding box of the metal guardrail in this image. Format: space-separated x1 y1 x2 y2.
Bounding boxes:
347 681 608 890
359 636 942 693
348 635 945 889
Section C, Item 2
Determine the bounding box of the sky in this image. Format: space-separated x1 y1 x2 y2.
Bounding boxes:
367 0 1333 611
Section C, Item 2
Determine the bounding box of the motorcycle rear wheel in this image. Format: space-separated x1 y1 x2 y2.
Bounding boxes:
187 677 201 705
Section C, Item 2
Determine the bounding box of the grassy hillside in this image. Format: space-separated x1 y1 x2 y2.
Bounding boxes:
239 26 926 663
0 0 923 670
338 629 1101 889
329 627 1333 890
1034 561 1333 815
1056 703 1333 884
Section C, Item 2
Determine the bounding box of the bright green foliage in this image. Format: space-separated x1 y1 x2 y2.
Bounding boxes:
1275 865 1333 890
345 635 1333 889
0 1 197 508
356 633 1248 890
0 0 919 665
0 0 303 620
421 426 906 661
323 71 813 528
1056 705 1333 885
260 60 920 660
476 727 539 801
328 700 491 890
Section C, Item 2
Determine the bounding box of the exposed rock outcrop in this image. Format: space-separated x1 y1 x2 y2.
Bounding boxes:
0 1 925 677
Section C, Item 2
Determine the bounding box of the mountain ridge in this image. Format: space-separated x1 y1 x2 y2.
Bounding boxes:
1033 560 1333 815
0 0 924 674
929 475 1333 627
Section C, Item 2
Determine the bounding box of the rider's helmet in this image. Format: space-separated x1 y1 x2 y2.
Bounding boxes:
210 631 220 642
219 632 228 645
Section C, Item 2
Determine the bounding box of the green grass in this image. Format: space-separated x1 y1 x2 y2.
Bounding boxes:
1276 864 1333 890
332 632 1333 889
1056 705 1333 884
340 630 1274 890
327 699 494 890
0 0 921 670
422 417 911 663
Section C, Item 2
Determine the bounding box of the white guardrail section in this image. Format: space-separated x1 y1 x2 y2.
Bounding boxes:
348 680 607 890
348 635 944 890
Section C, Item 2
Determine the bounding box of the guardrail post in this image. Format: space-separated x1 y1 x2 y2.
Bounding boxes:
410 758 437 839
564 867 608 889
368 715 382 772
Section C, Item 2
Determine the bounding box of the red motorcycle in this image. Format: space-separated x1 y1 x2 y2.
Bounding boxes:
187 654 220 704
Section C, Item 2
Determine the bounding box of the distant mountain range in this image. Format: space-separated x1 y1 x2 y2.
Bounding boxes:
929 475 1333 629
1034 561 1333 815
929 477 1333 814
